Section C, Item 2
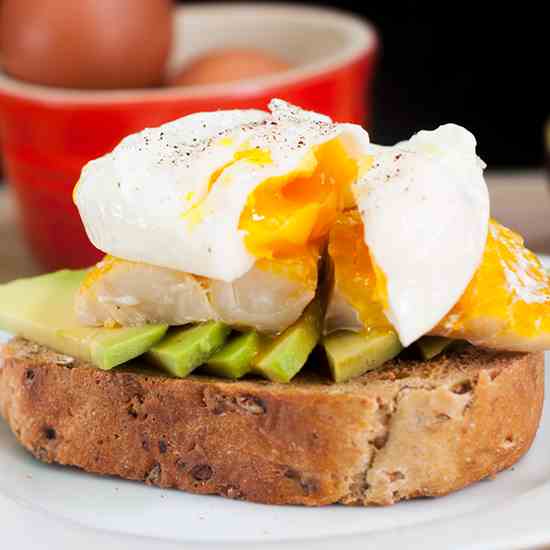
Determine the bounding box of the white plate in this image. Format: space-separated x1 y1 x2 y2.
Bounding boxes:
1 257 549 550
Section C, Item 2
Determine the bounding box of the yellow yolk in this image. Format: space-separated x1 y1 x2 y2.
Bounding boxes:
328 210 392 331
80 255 119 290
239 138 368 259
433 219 550 346
183 147 273 228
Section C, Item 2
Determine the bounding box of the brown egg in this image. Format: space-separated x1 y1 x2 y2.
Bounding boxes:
0 0 173 89
169 48 290 87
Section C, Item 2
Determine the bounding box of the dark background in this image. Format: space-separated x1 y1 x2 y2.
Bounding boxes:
184 1 547 168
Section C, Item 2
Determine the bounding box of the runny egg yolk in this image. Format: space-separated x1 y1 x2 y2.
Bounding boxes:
328 210 392 331
80 255 119 290
239 138 368 259
433 219 550 343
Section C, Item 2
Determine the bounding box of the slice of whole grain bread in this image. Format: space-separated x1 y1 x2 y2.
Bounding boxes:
0 338 544 506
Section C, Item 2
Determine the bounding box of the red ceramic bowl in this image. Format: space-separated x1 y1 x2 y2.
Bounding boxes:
0 3 378 271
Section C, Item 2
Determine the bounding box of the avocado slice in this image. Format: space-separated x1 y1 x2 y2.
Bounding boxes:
323 330 403 383
146 322 231 378
0 270 168 370
416 336 453 360
203 330 260 379
252 300 322 383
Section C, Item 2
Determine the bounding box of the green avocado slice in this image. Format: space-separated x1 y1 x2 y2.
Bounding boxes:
203 330 260 379
146 322 231 378
0 270 167 370
252 300 322 383
323 329 403 383
416 335 453 360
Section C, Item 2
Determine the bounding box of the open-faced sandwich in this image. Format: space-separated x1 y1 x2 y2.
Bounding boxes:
0 100 548 506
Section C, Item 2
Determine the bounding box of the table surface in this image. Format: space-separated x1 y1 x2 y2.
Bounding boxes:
1 171 549 283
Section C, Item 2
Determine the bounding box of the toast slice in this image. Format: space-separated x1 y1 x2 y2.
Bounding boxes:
0 338 544 506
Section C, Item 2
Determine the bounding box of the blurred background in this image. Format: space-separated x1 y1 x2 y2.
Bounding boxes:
0 0 548 277
255 0 548 168
2 1 548 166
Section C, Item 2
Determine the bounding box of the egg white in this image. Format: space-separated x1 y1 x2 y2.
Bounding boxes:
353 124 490 346
75 100 370 282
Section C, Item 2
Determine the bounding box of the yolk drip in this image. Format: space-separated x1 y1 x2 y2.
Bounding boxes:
80 255 120 291
328 210 392 331
239 138 367 259
434 219 550 342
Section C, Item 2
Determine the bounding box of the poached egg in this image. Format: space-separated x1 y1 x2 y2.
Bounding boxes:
74 100 371 333
327 124 490 346
75 99 371 283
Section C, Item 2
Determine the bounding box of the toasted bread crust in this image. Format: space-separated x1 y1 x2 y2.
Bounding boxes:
0 338 544 506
